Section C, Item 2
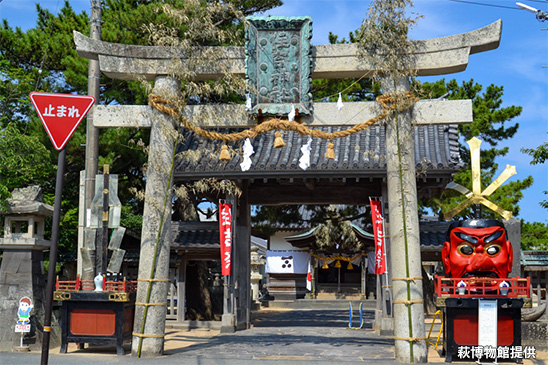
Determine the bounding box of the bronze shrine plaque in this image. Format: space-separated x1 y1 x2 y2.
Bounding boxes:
245 16 313 116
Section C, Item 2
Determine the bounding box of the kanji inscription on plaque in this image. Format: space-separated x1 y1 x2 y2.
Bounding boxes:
245 16 313 116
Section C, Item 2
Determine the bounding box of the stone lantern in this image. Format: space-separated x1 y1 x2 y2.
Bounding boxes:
0 186 57 351
250 246 265 304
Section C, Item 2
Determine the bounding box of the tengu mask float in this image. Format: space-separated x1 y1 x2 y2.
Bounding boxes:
442 219 513 279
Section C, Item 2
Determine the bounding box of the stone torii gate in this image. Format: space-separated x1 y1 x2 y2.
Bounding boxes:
74 18 501 361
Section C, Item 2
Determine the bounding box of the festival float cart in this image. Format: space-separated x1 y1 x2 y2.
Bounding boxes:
432 138 536 362
435 275 531 362
55 275 137 355
55 165 135 355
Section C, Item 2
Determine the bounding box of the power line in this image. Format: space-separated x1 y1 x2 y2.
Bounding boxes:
455 0 548 3
448 0 527 10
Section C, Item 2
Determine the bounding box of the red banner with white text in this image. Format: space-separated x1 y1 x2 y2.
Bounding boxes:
370 199 386 275
219 203 232 276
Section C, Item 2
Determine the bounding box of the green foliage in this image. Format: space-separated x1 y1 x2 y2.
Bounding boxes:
43 260 63 276
357 0 420 81
0 123 54 206
252 205 369 251
521 220 548 250
312 31 381 103
314 219 360 251
120 205 143 236
252 205 304 236
0 57 37 128
328 30 359 45
1 1 89 93
522 137 548 165
419 79 521 154
225 0 283 15
418 79 532 219
0 0 282 257
521 135 548 210
59 206 79 253
310 206 364 251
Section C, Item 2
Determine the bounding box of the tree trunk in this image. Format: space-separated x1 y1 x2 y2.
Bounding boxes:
421 266 436 315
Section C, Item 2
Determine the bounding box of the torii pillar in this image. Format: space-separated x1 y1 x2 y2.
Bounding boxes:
73 18 502 361
383 77 427 362
131 76 179 356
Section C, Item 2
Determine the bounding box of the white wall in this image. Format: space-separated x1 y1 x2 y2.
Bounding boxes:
269 231 308 251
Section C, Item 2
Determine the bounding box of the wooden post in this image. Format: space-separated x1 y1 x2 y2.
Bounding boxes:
234 182 251 330
82 0 102 281
177 259 186 323
311 254 316 299
361 254 366 300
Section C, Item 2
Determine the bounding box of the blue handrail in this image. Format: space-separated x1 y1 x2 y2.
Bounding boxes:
348 302 363 329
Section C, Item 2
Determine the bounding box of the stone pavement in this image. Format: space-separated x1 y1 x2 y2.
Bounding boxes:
1 307 547 364
164 308 395 363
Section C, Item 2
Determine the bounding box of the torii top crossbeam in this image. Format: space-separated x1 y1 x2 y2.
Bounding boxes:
73 20 501 130
74 20 501 81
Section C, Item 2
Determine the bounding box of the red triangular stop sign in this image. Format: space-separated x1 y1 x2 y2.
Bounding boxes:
30 92 95 151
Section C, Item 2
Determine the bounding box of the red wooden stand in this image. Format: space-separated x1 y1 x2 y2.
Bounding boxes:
54 277 137 355
435 276 531 363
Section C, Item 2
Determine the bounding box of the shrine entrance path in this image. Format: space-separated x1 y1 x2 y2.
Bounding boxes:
2 308 547 364
165 308 396 363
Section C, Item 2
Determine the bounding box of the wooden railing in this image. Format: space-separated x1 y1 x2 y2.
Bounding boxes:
435 276 530 298
55 275 137 293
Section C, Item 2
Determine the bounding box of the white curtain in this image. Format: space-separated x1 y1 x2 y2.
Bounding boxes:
266 250 310 274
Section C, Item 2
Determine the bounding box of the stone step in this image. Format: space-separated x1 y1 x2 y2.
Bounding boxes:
262 299 376 310
316 292 364 300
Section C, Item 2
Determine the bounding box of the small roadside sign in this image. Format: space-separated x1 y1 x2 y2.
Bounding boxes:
29 92 95 150
15 296 33 335
15 324 31 333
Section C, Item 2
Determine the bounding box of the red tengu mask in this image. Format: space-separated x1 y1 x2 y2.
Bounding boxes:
442 219 513 279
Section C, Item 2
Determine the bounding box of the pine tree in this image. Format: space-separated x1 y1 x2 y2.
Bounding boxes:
0 0 282 250
521 136 548 210
418 79 533 219
521 220 548 250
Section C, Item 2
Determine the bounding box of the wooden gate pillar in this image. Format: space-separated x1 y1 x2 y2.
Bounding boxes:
234 181 251 330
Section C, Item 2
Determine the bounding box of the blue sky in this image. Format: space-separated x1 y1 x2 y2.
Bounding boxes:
1 0 546 223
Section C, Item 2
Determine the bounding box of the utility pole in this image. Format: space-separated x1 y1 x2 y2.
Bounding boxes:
516 2 548 21
516 2 548 68
83 0 102 280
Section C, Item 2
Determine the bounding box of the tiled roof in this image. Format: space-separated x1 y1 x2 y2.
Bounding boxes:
169 220 451 252
174 124 463 180
521 251 548 268
284 223 374 241
419 221 451 251
171 222 219 249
